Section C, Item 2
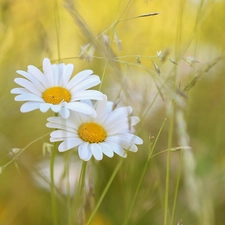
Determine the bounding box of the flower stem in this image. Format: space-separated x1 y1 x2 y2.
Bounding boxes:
0 133 50 172
54 0 61 62
164 106 174 225
170 149 183 225
123 117 167 225
64 152 71 223
50 141 58 225
122 152 151 225
69 161 87 225
75 161 88 209
86 158 124 225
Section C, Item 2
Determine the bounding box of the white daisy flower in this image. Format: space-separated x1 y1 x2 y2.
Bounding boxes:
46 95 143 161
33 156 92 196
11 58 103 118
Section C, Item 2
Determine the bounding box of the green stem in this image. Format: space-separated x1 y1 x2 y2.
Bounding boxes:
86 158 124 225
164 106 174 225
50 141 58 225
76 161 88 208
170 150 183 225
64 152 71 224
123 117 167 225
69 161 87 225
99 60 108 91
0 133 50 172
54 0 61 62
122 150 151 225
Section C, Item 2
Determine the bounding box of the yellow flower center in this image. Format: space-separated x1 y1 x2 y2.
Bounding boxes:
78 122 106 143
42 87 71 104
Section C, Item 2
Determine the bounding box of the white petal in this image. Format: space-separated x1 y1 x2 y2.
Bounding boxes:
40 103 52 112
58 138 83 152
16 70 46 92
50 136 66 142
95 94 107 119
96 101 113 124
46 122 75 133
66 102 97 117
47 117 78 129
80 99 92 106
52 64 60 86
50 130 76 138
56 63 66 86
106 136 139 152
27 65 49 88
15 93 43 102
69 111 87 126
107 116 140 135
105 102 114 113
59 107 70 119
129 116 141 126
128 144 138 152
78 142 92 161
43 58 54 86
70 75 101 93
105 118 130 133
46 122 78 133
14 78 42 96
117 133 143 145
67 69 93 90
47 116 77 127
11 88 30 94
20 102 40 112
98 142 114 158
62 64 74 86
71 90 103 101
51 104 62 113
90 143 103 160
104 106 132 127
106 142 127 158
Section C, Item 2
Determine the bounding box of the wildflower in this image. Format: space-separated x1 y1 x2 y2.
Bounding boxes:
46 95 143 161
33 156 85 196
11 58 103 118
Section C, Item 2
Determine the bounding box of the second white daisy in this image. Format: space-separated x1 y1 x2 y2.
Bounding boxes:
11 58 103 118
46 95 143 161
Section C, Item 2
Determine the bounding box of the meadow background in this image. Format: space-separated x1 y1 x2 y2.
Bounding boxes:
0 0 225 224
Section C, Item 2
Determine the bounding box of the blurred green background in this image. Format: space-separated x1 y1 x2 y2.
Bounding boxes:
0 0 225 224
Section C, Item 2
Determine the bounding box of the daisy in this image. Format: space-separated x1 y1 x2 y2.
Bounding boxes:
11 58 103 118
46 95 143 161
33 155 90 196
